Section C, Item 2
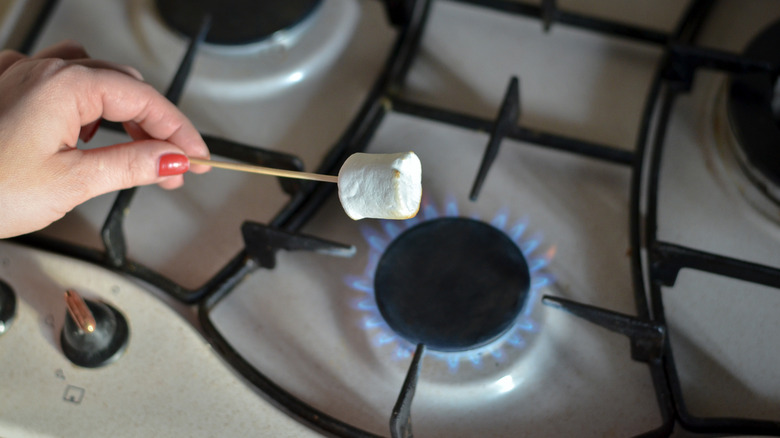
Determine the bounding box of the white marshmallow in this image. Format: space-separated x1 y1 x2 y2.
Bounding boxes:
338 152 422 220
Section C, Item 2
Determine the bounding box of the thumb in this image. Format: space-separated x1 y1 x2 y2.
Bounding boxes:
72 140 190 199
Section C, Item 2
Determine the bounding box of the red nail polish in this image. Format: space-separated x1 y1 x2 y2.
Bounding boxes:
158 153 190 176
79 121 100 143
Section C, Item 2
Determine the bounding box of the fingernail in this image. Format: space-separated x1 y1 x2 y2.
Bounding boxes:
79 121 100 143
158 153 190 176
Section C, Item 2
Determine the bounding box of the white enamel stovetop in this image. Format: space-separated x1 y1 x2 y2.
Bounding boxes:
2 0 780 437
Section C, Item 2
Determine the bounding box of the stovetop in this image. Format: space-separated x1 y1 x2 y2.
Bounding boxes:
2 0 780 437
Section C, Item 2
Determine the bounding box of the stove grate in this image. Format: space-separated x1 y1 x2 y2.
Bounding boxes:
10 0 780 436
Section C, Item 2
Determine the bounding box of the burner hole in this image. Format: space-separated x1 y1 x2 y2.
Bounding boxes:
155 0 323 46
727 20 780 198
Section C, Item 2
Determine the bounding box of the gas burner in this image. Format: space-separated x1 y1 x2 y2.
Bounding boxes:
374 218 530 352
131 0 358 98
724 20 780 218
347 201 553 373
155 0 323 46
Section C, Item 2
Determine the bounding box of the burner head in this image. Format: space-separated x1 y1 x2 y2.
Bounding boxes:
727 20 780 203
374 218 531 352
155 0 323 45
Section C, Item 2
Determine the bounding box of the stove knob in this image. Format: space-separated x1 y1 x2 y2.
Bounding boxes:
0 280 16 335
61 289 129 368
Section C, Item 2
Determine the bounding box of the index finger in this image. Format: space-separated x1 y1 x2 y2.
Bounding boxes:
68 65 210 172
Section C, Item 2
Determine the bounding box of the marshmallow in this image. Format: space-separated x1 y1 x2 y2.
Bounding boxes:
338 152 422 220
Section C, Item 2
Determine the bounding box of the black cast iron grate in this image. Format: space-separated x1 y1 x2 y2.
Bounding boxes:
11 0 780 437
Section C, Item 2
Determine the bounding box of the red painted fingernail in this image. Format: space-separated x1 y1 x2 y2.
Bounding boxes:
79 121 100 143
158 153 190 176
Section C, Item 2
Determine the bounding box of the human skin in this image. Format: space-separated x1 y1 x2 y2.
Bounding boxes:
0 40 210 238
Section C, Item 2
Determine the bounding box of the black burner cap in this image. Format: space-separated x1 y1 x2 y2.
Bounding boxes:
728 20 780 187
155 0 323 46
374 218 531 352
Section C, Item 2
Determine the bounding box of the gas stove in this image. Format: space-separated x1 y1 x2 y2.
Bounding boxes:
2 0 780 437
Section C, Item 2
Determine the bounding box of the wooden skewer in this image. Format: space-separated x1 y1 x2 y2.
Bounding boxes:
189 157 339 184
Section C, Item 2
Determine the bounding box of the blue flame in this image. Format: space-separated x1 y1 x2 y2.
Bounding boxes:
422 203 439 220
381 221 403 240
509 220 528 241
345 197 554 372
445 195 459 216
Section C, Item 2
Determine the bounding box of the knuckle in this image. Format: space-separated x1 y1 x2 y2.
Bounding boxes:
126 154 147 186
35 57 68 76
112 147 149 189
32 60 92 109
68 148 149 200
51 61 89 82
33 59 91 88
25 58 73 92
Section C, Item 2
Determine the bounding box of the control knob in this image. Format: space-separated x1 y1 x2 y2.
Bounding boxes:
0 279 16 335
61 289 129 368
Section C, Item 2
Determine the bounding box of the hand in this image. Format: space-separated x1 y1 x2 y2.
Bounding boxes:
0 40 210 238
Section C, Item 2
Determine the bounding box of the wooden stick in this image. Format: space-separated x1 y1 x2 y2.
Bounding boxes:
189 157 339 184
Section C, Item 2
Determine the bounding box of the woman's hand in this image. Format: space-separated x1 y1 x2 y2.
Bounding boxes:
0 40 209 238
